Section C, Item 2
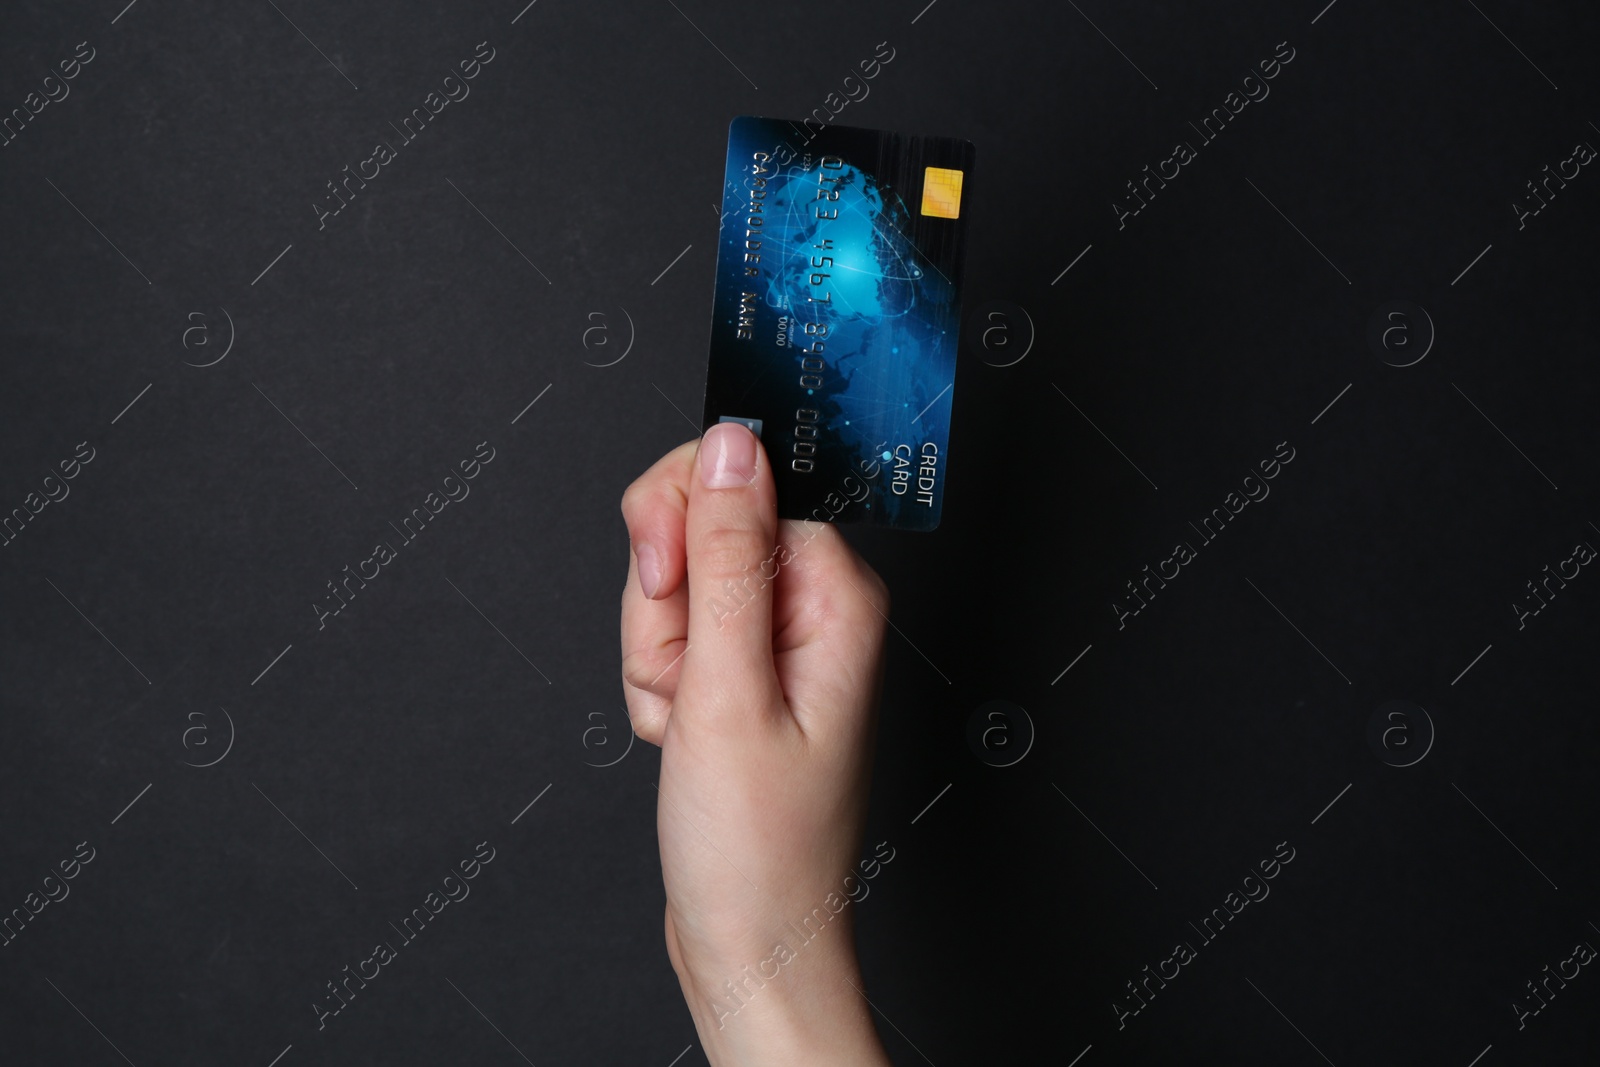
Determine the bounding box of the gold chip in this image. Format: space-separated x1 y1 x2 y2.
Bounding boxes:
920 166 964 218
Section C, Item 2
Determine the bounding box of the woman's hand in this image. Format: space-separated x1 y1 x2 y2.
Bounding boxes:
620 423 893 1066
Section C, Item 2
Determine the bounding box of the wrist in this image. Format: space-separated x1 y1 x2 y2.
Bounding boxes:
673 923 891 1067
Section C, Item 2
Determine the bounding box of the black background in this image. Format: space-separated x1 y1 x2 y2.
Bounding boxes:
2 1 1598 1064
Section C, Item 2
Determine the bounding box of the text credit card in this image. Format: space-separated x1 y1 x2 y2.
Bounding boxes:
701 115 975 531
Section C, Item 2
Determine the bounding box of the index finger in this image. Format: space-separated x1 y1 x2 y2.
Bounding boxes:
620 438 698 601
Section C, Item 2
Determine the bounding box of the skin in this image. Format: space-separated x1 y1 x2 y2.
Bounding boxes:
620 423 893 1067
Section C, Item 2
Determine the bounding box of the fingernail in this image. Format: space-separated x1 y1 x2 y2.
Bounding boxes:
637 542 663 599
699 422 757 489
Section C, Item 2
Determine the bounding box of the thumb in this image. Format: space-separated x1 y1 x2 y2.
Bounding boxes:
678 422 784 715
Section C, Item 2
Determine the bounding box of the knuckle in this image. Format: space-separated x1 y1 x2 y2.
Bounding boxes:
622 477 688 542
621 649 665 694
857 560 891 616
619 478 651 525
694 524 768 582
627 708 665 748
619 692 668 750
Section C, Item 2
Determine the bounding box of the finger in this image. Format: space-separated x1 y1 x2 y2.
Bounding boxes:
621 546 690 746
620 439 697 601
678 422 783 713
771 519 891 649
768 520 890 729
619 442 696 744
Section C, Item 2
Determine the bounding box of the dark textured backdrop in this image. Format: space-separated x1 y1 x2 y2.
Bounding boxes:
2 1 1598 1064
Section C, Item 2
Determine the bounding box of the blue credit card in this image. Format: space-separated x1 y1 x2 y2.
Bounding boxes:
700 116 975 531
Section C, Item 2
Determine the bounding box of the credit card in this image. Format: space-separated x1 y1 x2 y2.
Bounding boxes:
700 115 975 531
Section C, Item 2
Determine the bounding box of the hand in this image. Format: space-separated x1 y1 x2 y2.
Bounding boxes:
620 423 894 1067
